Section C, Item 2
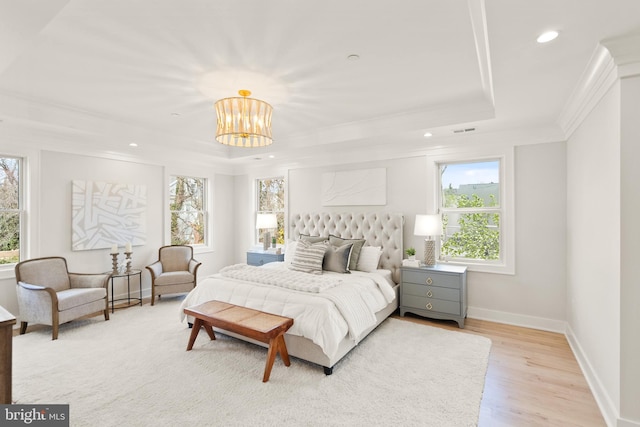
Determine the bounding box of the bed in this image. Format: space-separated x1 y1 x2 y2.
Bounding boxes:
179 212 404 374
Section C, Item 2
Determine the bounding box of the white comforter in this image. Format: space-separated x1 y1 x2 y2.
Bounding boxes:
179 262 396 359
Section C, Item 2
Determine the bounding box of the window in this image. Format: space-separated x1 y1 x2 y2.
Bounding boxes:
439 159 503 265
256 177 285 245
0 156 21 265
169 175 206 245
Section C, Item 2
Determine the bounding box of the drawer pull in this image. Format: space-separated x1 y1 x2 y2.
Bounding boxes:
426 277 433 285
426 290 433 298
426 302 433 310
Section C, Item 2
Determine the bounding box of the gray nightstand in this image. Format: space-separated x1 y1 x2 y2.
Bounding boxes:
400 264 467 328
246 250 284 266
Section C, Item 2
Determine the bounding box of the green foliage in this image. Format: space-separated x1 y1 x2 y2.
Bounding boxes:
0 158 20 262
441 193 500 260
405 247 416 256
257 177 285 244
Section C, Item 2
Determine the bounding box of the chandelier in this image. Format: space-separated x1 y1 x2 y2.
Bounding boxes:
214 89 273 147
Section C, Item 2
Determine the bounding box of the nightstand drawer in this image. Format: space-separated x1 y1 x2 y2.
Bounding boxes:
246 252 284 266
402 270 461 289
403 282 460 302
402 295 461 316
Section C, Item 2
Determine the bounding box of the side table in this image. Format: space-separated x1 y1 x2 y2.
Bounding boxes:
106 270 143 313
246 250 284 266
400 264 467 328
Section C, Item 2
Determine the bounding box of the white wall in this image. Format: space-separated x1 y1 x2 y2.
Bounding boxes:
619 75 640 424
566 81 622 423
286 144 567 329
468 142 566 329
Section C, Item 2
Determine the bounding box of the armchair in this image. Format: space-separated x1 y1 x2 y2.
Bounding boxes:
15 257 110 340
146 245 201 306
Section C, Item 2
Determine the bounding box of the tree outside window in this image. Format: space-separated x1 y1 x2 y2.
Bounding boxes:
257 177 285 245
439 160 501 262
170 176 206 245
0 157 21 264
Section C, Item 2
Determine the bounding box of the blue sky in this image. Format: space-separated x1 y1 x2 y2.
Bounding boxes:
441 160 499 189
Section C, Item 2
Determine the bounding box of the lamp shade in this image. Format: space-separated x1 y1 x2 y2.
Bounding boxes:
256 213 277 229
414 214 442 237
215 90 273 148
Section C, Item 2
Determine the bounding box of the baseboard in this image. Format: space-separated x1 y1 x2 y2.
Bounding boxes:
467 306 566 333
565 324 618 427
565 324 640 427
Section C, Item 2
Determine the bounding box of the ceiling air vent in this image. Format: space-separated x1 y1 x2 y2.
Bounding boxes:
453 127 476 134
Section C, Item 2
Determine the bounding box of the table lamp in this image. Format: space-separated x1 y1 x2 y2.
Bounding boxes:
414 214 442 266
256 213 277 251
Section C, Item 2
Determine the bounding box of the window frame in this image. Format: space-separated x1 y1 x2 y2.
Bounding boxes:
427 146 515 275
0 155 24 270
255 176 285 246
168 174 208 248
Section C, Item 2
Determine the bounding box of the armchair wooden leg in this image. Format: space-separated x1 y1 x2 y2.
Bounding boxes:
20 322 27 335
104 309 109 321
151 287 155 306
52 323 59 340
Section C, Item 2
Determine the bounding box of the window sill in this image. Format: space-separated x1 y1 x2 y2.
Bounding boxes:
438 260 515 275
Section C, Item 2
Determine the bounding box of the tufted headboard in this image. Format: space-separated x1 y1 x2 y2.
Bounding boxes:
290 212 404 284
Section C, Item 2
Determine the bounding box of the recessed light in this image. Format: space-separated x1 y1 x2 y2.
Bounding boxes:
268 155 275 159
129 143 138 147
537 30 559 44
423 132 433 138
171 112 181 117
347 54 360 61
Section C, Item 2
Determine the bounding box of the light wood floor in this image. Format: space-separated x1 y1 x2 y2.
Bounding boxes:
393 313 606 427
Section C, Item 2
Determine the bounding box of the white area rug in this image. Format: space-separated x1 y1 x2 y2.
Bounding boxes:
13 298 491 426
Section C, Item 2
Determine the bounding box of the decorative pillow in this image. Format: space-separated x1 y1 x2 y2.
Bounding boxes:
284 240 298 266
322 243 354 274
329 235 366 271
356 246 383 272
299 234 329 243
288 240 329 275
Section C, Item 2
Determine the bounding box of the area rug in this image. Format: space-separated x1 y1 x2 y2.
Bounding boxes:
12 298 491 426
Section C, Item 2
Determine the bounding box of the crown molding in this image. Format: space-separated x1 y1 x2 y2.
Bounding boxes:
602 30 640 78
559 31 640 139
557 45 618 139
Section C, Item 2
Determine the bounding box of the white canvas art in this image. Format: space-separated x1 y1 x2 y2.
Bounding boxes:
71 180 147 251
321 168 387 206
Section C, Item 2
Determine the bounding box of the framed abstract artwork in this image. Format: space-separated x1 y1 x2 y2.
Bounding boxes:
71 180 147 251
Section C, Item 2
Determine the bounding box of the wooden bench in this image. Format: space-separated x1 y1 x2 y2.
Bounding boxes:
184 300 294 382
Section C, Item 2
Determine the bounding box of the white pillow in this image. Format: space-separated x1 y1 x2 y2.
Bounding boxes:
283 240 298 266
356 246 383 272
288 240 329 275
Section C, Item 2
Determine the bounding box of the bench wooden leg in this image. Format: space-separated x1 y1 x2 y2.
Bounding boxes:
263 338 278 382
203 323 216 341
187 318 216 351
262 333 290 382
277 335 291 367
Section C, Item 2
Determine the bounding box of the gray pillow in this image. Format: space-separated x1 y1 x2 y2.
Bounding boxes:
299 234 329 244
322 243 354 274
289 240 329 275
329 235 366 271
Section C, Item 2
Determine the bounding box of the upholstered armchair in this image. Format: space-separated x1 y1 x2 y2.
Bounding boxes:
15 257 110 340
146 245 201 305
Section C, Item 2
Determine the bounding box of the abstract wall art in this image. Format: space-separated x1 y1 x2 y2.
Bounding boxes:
321 168 387 206
71 180 147 251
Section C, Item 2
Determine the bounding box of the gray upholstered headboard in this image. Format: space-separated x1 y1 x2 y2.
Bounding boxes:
290 212 404 284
